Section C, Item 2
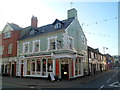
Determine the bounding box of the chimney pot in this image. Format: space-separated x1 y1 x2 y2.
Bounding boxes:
31 16 38 28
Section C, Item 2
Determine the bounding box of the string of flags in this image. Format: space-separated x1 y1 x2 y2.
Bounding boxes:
81 17 117 27
83 31 119 40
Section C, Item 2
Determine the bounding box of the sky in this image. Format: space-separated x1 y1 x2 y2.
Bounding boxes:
0 0 119 55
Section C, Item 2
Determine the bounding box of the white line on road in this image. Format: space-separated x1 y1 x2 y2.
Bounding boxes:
30 87 35 88
112 74 115 77
98 85 104 90
107 78 111 83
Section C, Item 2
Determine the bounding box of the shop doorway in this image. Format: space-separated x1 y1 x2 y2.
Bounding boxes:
21 64 23 77
61 64 69 80
11 64 15 77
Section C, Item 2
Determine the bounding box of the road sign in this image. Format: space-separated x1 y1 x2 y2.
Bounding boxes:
109 81 120 87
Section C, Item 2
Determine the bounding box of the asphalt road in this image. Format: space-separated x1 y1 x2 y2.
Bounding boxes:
72 67 120 90
1 67 120 90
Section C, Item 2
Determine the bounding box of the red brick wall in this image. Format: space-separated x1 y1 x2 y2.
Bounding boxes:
1 30 20 58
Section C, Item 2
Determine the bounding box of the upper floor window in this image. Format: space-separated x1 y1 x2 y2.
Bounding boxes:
49 38 56 50
8 44 12 54
69 37 74 50
33 40 40 53
0 45 4 55
4 32 11 39
23 42 30 54
82 36 86 45
54 23 62 29
48 36 63 50
57 40 62 49
91 52 94 59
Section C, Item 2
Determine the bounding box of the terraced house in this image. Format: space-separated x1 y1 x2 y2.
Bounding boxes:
17 8 88 80
87 46 107 75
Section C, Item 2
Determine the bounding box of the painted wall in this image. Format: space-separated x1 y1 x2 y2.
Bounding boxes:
18 30 64 55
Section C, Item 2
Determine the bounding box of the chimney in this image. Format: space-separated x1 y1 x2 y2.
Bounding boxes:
31 16 38 28
67 8 77 19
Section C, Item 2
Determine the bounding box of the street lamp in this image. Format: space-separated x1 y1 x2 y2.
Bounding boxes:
103 47 108 54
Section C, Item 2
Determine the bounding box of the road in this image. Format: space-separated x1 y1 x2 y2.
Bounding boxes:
1 67 120 90
72 67 120 90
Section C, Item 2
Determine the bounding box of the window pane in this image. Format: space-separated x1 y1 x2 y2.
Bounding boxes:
49 38 56 50
37 59 41 71
57 41 62 49
42 59 46 72
34 41 39 52
47 59 53 72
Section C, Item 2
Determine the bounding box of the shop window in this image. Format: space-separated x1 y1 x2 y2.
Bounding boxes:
31 60 35 72
75 59 78 75
27 60 30 75
37 59 41 71
42 59 46 72
47 58 53 72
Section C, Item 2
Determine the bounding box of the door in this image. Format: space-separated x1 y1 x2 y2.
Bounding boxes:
12 64 15 77
21 64 23 77
61 64 69 80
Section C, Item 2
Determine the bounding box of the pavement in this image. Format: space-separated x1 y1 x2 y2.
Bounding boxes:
2 69 115 89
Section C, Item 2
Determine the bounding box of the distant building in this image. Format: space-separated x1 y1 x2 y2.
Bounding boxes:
0 23 21 76
104 54 114 69
87 46 107 75
113 55 120 67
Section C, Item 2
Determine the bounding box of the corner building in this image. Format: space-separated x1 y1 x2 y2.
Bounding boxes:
17 8 88 80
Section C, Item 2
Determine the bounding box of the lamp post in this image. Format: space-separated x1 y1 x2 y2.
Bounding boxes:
103 47 108 54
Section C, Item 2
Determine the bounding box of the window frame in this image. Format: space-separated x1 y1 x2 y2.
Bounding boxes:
32 40 40 53
3 32 11 39
48 36 57 51
23 42 30 54
69 37 74 50
8 43 12 54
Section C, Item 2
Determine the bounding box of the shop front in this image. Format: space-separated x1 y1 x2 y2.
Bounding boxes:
17 53 84 80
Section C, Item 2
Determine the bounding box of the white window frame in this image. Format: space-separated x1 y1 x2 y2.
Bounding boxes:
23 42 30 54
48 36 57 51
8 43 12 54
54 23 62 29
0 45 4 55
69 36 74 50
4 32 11 39
32 40 40 53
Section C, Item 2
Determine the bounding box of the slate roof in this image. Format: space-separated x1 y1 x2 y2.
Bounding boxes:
9 23 22 30
87 46 101 54
19 17 75 40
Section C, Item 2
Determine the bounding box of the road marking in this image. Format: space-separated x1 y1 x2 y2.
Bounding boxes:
98 85 104 90
109 81 120 87
107 78 111 83
112 74 115 77
30 87 35 88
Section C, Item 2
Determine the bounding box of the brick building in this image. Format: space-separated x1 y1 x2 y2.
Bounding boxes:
0 23 21 76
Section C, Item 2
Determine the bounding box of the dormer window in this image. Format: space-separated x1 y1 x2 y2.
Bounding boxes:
30 30 35 35
54 23 62 29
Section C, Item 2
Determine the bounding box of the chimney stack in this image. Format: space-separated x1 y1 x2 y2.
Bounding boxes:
31 16 38 28
67 8 77 19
